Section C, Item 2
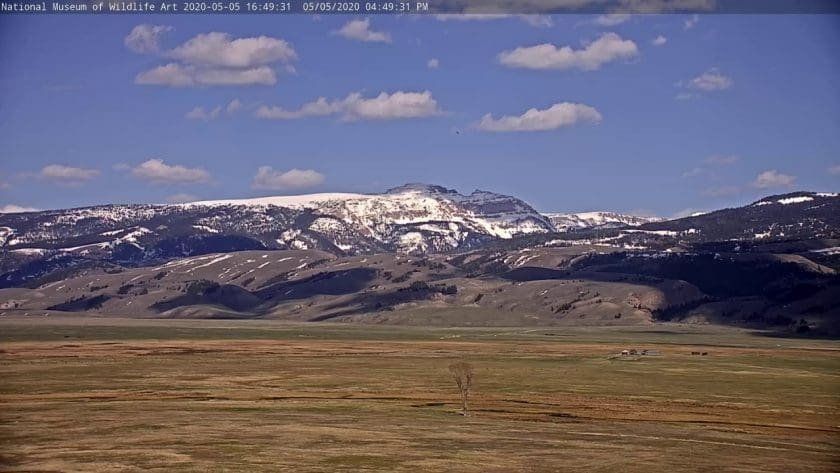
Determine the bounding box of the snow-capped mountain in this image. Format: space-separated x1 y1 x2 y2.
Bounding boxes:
637 191 840 242
544 211 662 232
0 184 554 265
2 188 839 291
540 192 840 252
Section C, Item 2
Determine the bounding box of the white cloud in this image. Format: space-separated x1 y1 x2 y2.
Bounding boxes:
256 97 341 120
498 33 639 71
343 91 441 121
135 63 277 87
130 159 211 184
167 32 297 68
135 63 194 87
683 14 699 30
256 91 442 122
675 92 695 100
134 32 295 88
753 170 796 189
0 204 38 214
427 58 440 69
185 106 221 121
687 68 733 91
595 14 630 26
226 98 243 113
475 102 602 132
125 24 172 53
334 19 391 43
251 167 325 191
165 193 198 203
196 67 277 86
39 164 100 184
185 99 243 120
652 35 667 46
829 164 840 175
704 154 739 165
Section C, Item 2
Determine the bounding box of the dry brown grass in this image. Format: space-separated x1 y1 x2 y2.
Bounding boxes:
1 319 838 472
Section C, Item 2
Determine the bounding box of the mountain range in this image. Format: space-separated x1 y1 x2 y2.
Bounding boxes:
1 185 838 333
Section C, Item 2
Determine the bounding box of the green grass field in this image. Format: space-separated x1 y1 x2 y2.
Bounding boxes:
1 317 838 472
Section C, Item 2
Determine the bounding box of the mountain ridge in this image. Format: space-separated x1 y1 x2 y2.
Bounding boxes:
1 187 838 332
0 184 553 267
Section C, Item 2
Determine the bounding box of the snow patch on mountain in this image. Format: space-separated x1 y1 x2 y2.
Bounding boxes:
778 196 814 205
182 193 368 209
544 211 662 232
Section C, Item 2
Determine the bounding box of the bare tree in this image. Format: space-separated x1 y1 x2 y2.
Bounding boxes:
448 361 474 416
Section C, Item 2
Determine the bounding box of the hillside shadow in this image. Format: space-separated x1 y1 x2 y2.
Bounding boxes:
255 268 379 302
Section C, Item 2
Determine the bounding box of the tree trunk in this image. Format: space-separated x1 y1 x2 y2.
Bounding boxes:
461 391 469 416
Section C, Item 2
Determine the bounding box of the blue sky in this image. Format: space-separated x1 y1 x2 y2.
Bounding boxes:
0 13 838 216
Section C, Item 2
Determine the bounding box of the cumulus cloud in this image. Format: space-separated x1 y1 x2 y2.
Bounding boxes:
165 193 198 203
130 159 211 184
256 97 341 120
652 35 667 46
342 91 441 120
594 14 630 26
498 33 639 71
134 32 296 88
687 68 733 91
753 170 796 189
334 19 391 43
167 32 297 68
0 204 39 213
125 24 172 53
427 58 440 69
38 164 100 184
829 164 840 175
136 63 277 87
251 167 325 191
256 91 442 122
475 102 602 132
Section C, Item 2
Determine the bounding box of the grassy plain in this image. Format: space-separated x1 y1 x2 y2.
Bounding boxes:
1 316 838 472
